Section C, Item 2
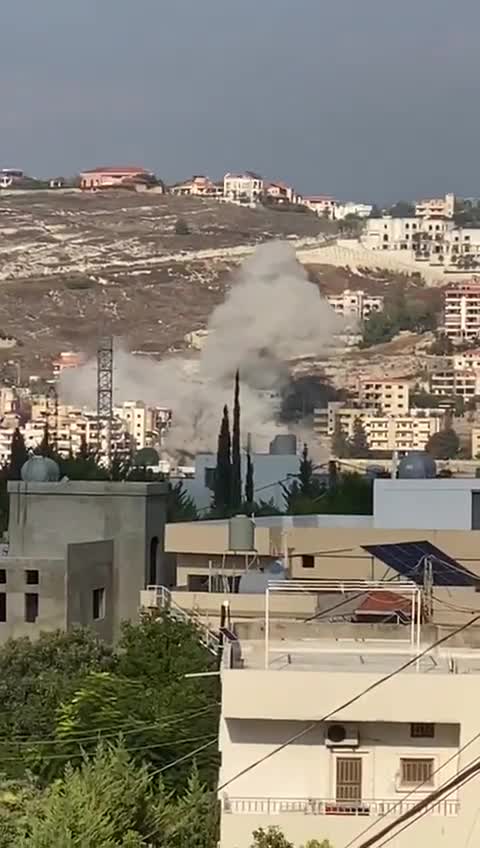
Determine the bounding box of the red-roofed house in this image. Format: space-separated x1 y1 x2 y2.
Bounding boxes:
355 590 413 623
80 166 154 190
170 175 222 198
303 195 337 219
264 180 296 204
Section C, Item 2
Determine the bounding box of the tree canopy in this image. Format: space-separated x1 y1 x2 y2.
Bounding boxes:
426 427 460 459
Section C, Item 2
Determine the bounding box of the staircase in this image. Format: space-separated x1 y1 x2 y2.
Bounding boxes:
142 585 222 656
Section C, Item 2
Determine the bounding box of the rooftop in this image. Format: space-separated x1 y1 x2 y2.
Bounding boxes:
81 166 150 175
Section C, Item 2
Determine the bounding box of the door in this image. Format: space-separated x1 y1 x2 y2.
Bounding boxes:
336 757 362 804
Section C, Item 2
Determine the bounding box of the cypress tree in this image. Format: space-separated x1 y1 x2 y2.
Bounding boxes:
8 428 28 480
214 405 232 515
231 370 242 510
245 434 254 511
349 417 371 459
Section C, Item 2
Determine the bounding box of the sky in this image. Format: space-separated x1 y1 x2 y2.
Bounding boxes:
2 0 480 202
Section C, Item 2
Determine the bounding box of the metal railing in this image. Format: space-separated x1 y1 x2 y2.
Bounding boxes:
143 585 222 656
222 796 460 817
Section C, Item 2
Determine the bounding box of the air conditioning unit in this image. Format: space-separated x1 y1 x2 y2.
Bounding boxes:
325 724 360 748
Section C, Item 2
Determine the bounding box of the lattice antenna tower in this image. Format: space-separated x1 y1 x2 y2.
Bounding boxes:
97 335 113 466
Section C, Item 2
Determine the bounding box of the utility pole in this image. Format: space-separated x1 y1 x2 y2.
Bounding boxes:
97 336 113 466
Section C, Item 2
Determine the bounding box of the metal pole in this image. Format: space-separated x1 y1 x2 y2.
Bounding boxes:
265 586 270 669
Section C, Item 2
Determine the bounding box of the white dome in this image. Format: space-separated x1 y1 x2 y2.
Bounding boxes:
21 456 60 482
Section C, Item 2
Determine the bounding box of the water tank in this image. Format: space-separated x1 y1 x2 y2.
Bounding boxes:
228 514 255 551
397 451 436 479
21 456 60 482
269 434 297 455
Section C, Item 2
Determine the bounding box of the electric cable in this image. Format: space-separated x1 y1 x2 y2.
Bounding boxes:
343 727 480 848
217 612 480 794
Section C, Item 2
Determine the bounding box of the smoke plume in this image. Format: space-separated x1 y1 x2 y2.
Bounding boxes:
60 241 342 455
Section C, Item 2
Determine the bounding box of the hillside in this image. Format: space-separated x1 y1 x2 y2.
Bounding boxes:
0 190 328 375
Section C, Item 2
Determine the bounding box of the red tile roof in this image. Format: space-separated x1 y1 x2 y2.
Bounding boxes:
357 591 412 616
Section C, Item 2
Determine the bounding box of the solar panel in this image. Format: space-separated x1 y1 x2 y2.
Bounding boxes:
362 541 479 587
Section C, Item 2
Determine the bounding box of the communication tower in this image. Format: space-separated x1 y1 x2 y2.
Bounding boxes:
97 336 113 465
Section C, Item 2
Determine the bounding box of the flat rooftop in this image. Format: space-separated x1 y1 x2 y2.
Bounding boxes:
235 638 480 675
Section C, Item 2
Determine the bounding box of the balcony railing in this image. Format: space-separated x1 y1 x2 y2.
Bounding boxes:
222 797 459 818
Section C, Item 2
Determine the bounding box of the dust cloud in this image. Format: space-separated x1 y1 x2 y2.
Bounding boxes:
60 241 342 455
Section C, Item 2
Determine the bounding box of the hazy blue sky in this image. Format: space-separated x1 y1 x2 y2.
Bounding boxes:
2 0 480 201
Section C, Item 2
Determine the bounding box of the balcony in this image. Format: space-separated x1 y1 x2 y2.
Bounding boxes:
222 797 459 818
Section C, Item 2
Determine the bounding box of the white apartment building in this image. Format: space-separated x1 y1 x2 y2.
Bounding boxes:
303 196 337 219
219 616 480 848
335 201 373 220
359 379 410 415
362 217 447 252
223 172 263 203
443 227 480 264
327 289 384 320
115 401 148 450
415 192 455 220
444 280 480 341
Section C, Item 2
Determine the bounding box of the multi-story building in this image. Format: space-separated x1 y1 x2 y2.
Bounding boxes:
219 613 480 848
264 181 296 204
115 401 148 451
335 201 372 220
443 227 480 264
303 195 337 219
223 172 263 204
359 379 410 415
361 217 447 252
444 280 480 341
170 175 222 197
415 192 455 219
364 412 442 452
326 289 384 320
471 428 480 458
430 369 480 400
453 348 480 370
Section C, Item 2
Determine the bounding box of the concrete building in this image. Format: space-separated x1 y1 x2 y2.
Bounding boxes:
430 368 480 400
359 379 410 415
361 217 447 252
80 166 153 190
180 448 299 513
454 348 480 370
264 181 296 204
415 192 455 219
223 172 263 204
471 428 480 459
219 621 480 848
0 479 168 643
170 175 222 197
303 196 337 219
318 404 441 453
326 289 384 320
443 228 480 265
444 280 480 341
335 202 372 220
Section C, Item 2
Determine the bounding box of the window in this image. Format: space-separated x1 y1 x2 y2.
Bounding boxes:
400 758 434 786
0 593 5 622
25 569 39 585
410 723 435 738
302 554 315 568
0 569 5 584
25 593 39 624
336 758 362 802
92 588 105 621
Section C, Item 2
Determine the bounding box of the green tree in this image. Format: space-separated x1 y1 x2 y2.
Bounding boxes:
11 743 217 848
0 629 114 778
426 427 460 459
167 480 198 522
349 417 371 458
231 370 242 511
283 445 326 514
38 423 53 458
8 428 28 480
319 472 373 515
213 405 232 515
244 444 254 511
387 201 415 217
251 827 294 848
331 417 350 458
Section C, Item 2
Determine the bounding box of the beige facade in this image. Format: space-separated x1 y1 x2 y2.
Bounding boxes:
219 635 480 848
326 289 384 320
415 192 455 219
359 379 410 415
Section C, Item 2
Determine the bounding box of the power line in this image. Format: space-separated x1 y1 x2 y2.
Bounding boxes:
149 737 217 777
355 755 480 848
217 613 480 794
0 703 219 747
343 728 480 848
